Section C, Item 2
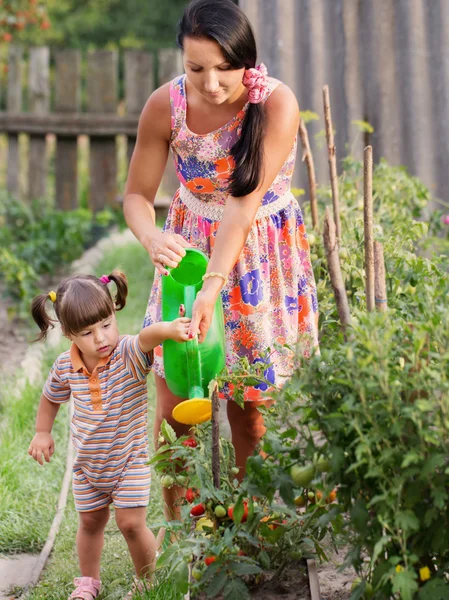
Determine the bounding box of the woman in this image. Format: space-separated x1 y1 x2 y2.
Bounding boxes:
124 0 318 517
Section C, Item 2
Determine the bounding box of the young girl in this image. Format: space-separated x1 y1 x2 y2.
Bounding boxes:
28 271 190 600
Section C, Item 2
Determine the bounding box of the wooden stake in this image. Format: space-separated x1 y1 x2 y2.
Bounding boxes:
211 382 220 489
374 241 388 312
323 207 351 335
323 85 342 241
364 146 375 312
298 117 319 230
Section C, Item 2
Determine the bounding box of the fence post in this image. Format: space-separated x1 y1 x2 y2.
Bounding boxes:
6 45 23 197
28 46 50 201
124 50 154 166
158 48 183 199
55 49 81 210
86 50 118 211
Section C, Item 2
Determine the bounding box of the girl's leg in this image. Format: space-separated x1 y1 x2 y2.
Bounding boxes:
77 506 110 580
115 507 157 578
154 374 191 520
227 399 273 478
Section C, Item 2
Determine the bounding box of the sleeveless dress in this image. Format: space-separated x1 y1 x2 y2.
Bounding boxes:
143 74 318 401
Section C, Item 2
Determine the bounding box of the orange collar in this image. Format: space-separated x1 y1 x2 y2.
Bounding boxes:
70 343 113 375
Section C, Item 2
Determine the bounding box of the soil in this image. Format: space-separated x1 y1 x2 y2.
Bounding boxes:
195 552 354 600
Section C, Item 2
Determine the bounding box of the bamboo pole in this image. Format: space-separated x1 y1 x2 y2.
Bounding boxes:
364 146 375 312
323 85 342 241
374 241 388 312
323 207 351 336
211 382 220 489
298 116 319 230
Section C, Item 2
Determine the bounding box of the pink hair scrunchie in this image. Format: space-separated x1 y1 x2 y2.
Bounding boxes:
99 275 110 285
242 63 269 104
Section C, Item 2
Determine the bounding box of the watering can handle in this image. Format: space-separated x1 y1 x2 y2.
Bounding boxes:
184 286 203 399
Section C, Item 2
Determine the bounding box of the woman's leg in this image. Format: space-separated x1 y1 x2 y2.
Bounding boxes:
115 507 157 578
76 507 110 580
154 374 191 521
227 399 273 478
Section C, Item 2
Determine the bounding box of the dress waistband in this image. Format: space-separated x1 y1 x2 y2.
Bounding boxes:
179 185 294 221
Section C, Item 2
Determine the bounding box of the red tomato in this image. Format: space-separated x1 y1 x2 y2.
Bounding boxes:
186 488 199 503
204 556 216 566
182 437 198 448
228 501 248 523
190 503 205 517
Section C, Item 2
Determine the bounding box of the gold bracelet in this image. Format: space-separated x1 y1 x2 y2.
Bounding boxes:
202 272 227 284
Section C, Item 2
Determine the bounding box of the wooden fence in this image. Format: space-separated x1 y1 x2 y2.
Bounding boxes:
0 46 184 213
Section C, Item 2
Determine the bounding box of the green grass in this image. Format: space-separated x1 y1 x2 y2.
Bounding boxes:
0 343 70 554
25 239 180 599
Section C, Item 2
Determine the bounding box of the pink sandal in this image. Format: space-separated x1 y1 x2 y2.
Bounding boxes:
69 577 101 599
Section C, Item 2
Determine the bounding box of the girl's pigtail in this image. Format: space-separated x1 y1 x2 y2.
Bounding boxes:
107 270 128 311
31 293 57 341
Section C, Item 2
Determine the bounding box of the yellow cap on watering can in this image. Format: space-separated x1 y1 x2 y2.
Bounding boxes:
161 249 226 425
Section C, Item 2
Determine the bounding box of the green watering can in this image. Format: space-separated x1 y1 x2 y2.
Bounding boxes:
161 248 226 425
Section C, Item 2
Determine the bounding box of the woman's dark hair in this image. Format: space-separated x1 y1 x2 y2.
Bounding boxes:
31 271 128 341
177 0 266 197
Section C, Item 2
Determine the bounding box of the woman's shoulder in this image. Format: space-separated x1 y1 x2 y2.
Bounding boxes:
265 78 299 114
136 81 172 140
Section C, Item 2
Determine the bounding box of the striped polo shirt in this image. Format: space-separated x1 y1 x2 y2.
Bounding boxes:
43 335 153 481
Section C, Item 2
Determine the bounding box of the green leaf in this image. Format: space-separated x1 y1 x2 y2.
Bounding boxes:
206 569 228 598
395 511 420 534
223 578 250 600
228 562 262 576
391 570 419 600
171 559 189 594
160 419 177 444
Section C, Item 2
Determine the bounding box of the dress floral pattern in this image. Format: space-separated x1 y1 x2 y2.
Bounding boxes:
144 74 318 401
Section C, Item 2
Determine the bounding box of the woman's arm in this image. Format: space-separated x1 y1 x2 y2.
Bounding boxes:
189 85 300 341
124 84 190 274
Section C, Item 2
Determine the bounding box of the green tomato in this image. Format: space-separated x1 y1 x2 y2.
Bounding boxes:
338 247 349 259
176 475 189 487
192 565 203 582
315 456 331 473
307 233 316 246
351 579 373 599
231 467 240 475
214 505 227 518
290 464 315 487
157 435 165 445
160 475 174 488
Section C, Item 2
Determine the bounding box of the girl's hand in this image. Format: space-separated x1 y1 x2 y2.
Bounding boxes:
188 288 218 343
167 317 191 342
148 231 191 275
28 432 55 465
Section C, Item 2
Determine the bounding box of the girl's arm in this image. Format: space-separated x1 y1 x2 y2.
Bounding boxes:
189 85 300 341
138 318 191 353
123 83 190 275
28 394 60 465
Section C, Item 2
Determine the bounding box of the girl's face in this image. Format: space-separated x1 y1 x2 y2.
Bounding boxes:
67 313 119 363
183 36 246 105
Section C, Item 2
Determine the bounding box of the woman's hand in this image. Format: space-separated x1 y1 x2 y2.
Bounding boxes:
148 231 191 275
28 432 55 465
188 288 220 343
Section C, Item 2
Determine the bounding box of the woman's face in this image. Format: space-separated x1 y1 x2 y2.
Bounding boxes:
183 37 245 105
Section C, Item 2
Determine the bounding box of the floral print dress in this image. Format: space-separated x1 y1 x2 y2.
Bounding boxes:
144 74 318 401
